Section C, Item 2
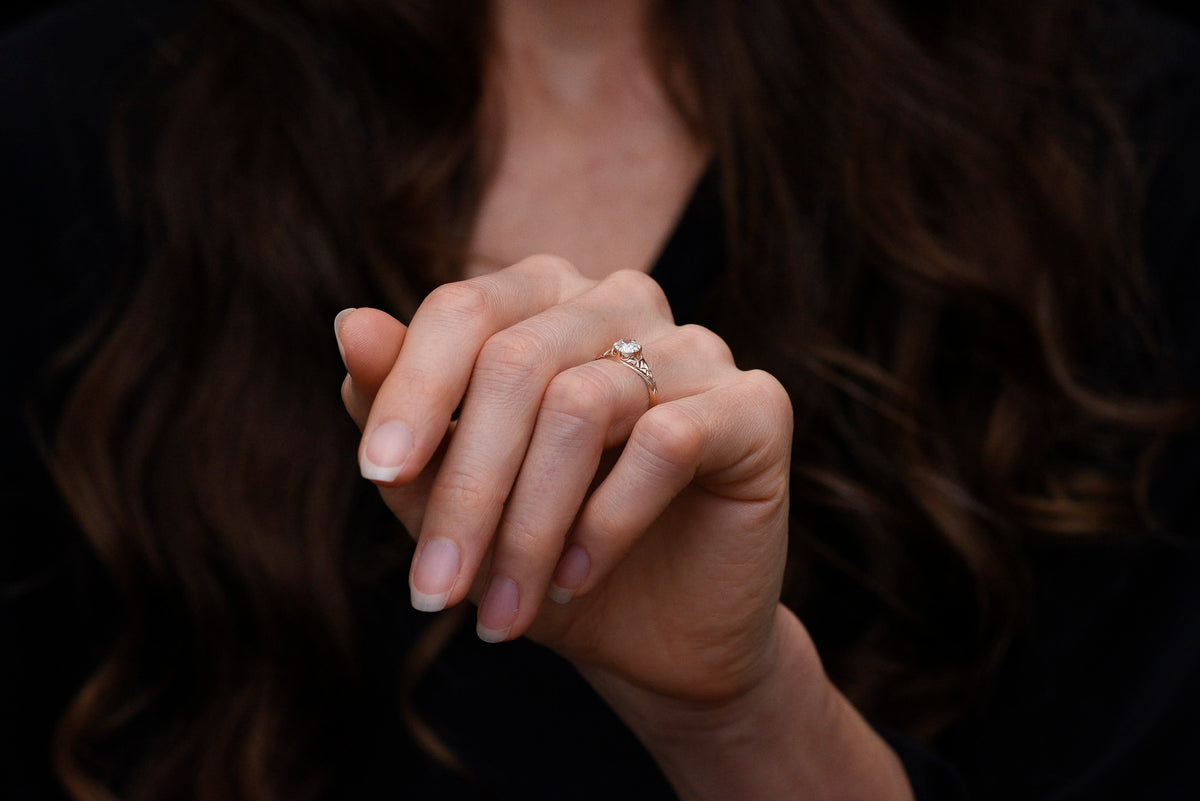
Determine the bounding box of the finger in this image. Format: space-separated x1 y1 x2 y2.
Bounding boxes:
478 326 737 640
376 423 454 539
358 255 592 485
408 270 676 616
336 307 408 395
552 370 793 603
335 306 439 539
471 362 638 642
342 374 371 430
336 307 407 429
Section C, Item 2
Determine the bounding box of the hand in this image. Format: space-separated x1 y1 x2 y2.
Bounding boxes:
336 255 914 800
336 254 795 705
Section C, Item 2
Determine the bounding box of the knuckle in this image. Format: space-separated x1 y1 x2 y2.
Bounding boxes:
423 279 496 325
604 270 673 320
433 464 500 517
739 370 795 467
539 369 615 439
497 518 549 564
744 369 794 431
584 499 624 540
678 324 734 365
517 253 580 280
391 364 441 404
633 405 706 472
478 327 547 379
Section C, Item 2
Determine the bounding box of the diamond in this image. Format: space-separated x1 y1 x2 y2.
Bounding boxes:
613 339 641 357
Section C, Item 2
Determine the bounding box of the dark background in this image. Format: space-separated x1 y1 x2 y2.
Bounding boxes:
3 0 64 31
4 0 1200 36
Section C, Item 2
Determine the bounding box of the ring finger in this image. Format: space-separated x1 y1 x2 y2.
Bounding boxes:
476 325 739 641
407 271 677 614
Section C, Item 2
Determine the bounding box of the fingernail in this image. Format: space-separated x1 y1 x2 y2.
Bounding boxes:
333 308 356 367
477 576 519 643
410 537 461 612
548 545 590 605
360 421 414 482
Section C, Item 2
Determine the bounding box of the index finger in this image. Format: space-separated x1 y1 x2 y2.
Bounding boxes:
358 254 592 484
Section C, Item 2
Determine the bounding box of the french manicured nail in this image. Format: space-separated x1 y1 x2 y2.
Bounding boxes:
360 421 414 482
410 537 461 612
333 308 355 367
548 545 590 605
477 576 519 643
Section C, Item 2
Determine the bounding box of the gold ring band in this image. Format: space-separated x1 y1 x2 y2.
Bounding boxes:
598 339 658 406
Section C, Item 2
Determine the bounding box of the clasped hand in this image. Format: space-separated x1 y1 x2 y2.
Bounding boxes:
336 255 796 705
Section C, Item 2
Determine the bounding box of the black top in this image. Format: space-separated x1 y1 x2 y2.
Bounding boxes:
3 2 1200 800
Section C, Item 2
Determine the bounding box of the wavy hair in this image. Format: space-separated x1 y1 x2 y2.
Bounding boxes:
45 0 1194 798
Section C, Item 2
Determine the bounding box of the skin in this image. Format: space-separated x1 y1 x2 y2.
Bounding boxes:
334 1 917 798
467 0 708 278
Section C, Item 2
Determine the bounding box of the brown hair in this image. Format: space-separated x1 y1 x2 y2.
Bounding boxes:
45 0 1193 797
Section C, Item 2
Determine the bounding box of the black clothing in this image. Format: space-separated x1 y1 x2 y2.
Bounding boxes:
3 2 1200 800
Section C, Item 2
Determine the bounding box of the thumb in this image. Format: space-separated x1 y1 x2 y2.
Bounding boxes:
335 307 407 425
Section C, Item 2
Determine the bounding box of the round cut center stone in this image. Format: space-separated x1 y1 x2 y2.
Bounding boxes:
614 339 641 357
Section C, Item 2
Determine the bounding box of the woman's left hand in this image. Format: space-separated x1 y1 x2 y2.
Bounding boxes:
335 256 914 800
336 254 796 705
